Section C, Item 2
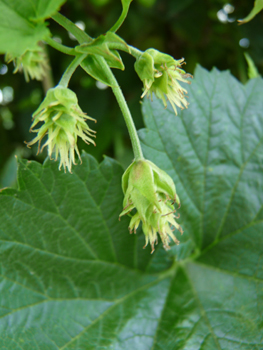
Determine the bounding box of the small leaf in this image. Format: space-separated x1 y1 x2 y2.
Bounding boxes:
244 52 260 79
76 32 128 70
81 55 113 86
238 0 263 23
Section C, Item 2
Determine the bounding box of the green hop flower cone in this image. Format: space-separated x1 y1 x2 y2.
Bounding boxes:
27 86 96 172
120 159 183 253
6 47 49 82
135 48 192 115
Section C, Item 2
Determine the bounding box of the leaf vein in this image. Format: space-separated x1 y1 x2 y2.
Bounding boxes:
214 137 263 241
150 105 201 213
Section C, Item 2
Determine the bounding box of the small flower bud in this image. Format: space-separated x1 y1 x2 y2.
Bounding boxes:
134 49 192 115
27 86 96 173
120 159 183 253
6 47 49 82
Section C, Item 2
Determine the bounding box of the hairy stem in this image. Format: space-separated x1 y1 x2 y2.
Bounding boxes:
98 57 144 160
108 42 142 59
52 13 92 44
127 45 142 59
59 54 87 87
45 36 76 55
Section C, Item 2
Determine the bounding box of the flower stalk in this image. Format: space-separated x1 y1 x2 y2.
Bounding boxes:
97 56 144 161
59 54 87 88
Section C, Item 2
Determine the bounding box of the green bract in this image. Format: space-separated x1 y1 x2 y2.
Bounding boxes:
76 32 127 71
27 86 96 172
6 47 49 82
120 159 182 253
134 48 192 115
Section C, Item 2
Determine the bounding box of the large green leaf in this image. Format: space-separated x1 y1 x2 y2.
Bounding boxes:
0 0 65 55
0 154 159 348
0 0 66 21
1 66 263 349
139 66 263 348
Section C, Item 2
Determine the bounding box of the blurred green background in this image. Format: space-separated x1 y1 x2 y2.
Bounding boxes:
0 0 262 188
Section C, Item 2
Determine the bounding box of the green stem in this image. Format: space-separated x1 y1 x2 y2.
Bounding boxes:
108 42 142 59
59 54 87 87
52 12 142 60
40 42 55 92
51 11 143 159
98 57 144 160
45 36 76 55
52 13 92 44
109 0 133 33
128 45 142 59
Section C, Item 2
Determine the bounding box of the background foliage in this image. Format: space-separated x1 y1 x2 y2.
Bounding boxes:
0 0 263 188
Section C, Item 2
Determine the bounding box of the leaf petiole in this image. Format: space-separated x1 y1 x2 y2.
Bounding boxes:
52 12 92 44
45 36 76 55
107 42 142 59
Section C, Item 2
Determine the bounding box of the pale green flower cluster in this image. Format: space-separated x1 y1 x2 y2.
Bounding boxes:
27 87 96 172
23 44 186 254
6 48 49 82
135 49 192 115
120 159 183 253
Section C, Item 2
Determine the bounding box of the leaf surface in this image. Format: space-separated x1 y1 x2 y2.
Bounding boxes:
0 0 65 55
81 56 113 87
1 66 263 349
139 66 263 349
